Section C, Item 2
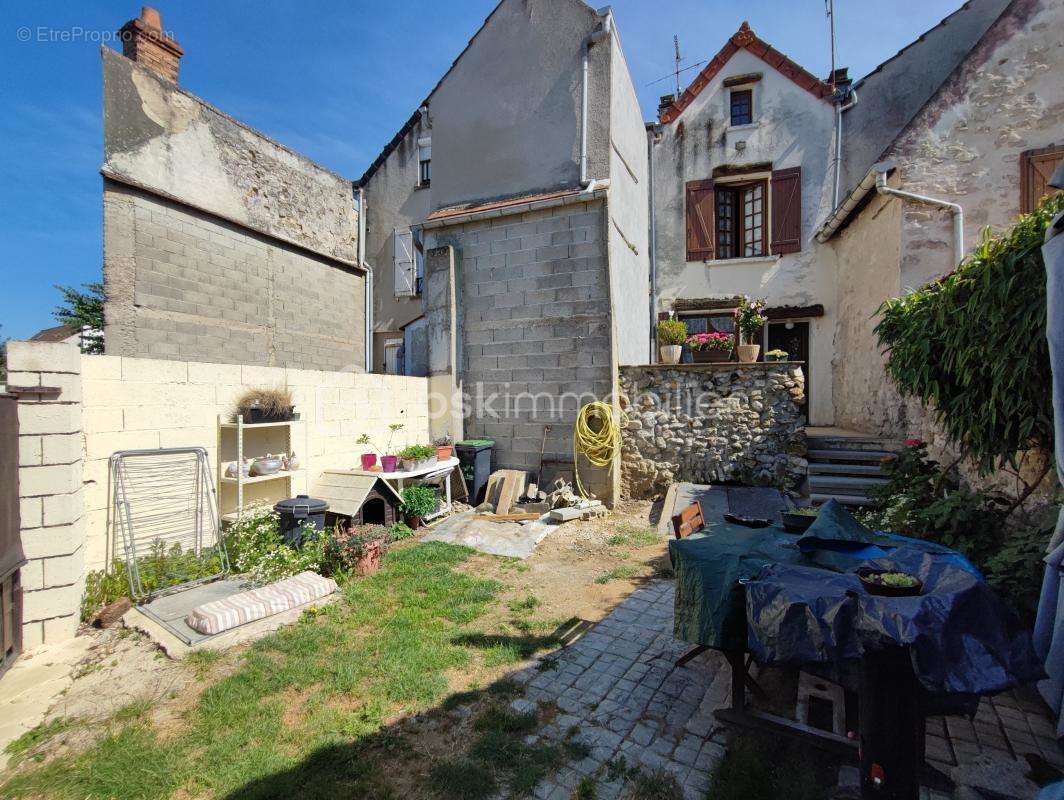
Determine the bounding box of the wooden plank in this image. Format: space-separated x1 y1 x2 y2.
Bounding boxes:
480 512 543 522
1 574 12 654
488 470 527 515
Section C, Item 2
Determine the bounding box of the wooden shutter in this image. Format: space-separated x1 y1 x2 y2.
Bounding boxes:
1021 145 1064 213
393 229 416 297
685 180 714 261
770 167 802 255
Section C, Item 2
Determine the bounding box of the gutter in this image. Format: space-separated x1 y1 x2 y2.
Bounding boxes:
875 171 964 262
358 186 373 372
815 163 884 243
580 9 613 187
647 123 662 362
831 89 858 209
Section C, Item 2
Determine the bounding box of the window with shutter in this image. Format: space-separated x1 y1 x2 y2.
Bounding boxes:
770 167 802 255
393 228 417 297
686 180 714 261
1021 145 1063 214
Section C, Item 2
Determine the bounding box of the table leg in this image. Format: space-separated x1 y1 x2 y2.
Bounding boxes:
859 647 922 800
445 469 452 507
727 650 746 712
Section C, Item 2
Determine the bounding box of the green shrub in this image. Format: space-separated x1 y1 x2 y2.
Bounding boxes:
398 444 436 461
323 523 388 572
656 319 687 346
390 522 416 541
400 485 439 518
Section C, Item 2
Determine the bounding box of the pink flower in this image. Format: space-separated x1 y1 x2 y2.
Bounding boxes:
905 438 924 447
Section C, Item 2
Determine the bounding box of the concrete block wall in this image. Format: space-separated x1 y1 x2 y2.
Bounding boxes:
426 199 615 493
7 343 86 648
104 182 366 371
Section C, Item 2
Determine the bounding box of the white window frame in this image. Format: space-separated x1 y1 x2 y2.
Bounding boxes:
393 228 417 297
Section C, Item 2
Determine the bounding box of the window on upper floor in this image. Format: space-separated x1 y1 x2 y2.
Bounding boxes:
729 89 753 126
417 137 431 187
685 167 802 262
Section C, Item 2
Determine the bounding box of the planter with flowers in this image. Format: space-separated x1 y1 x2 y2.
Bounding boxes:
765 349 789 362
686 331 734 363
326 522 389 576
657 319 687 365
399 444 436 472
734 297 768 363
434 435 454 462
359 423 405 473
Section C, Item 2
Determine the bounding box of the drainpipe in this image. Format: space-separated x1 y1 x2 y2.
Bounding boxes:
831 89 858 210
647 124 661 363
875 170 964 263
358 186 373 372
580 10 613 187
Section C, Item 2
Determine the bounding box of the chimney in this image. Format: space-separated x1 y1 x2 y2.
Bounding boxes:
658 94 676 121
830 67 852 97
119 6 183 83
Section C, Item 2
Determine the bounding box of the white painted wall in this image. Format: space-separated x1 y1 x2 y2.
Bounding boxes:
652 47 838 424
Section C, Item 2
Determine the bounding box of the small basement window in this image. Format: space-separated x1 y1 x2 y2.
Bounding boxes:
418 137 431 187
729 89 753 127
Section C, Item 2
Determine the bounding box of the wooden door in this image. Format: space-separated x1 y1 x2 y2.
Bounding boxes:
0 395 23 675
767 321 809 419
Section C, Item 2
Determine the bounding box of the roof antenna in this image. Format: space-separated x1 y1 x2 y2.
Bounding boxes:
673 35 682 97
826 0 837 90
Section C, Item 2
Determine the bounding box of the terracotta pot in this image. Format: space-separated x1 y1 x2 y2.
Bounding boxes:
406 514 423 530
691 349 732 363
660 344 682 365
355 541 383 577
736 344 761 363
436 446 453 461
381 455 398 473
360 453 377 470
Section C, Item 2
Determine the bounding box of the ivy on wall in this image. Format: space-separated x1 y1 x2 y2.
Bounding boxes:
874 192 1064 476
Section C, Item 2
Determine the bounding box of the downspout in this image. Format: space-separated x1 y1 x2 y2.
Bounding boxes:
831 89 857 210
647 124 661 362
875 170 964 262
580 10 613 187
358 185 372 372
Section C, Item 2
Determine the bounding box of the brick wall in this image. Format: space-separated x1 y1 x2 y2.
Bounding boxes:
426 199 615 495
104 182 366 371
6 343 86 648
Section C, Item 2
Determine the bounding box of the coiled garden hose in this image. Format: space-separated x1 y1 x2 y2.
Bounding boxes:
573 401 625 498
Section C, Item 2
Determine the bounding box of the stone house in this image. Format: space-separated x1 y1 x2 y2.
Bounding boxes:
357 0 650 494
816 0 1063 477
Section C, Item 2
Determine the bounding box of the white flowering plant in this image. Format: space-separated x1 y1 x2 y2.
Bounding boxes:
225 503 324 585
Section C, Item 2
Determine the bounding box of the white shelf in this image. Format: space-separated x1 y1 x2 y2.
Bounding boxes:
218 420 298 429
220 469 303 485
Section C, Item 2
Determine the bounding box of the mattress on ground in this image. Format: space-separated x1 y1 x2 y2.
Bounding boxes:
185 571 337 635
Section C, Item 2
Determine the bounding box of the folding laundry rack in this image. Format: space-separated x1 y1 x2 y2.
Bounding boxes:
109 447 229 601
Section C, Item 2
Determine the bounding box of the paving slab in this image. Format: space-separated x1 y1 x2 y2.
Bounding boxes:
422 510 553 558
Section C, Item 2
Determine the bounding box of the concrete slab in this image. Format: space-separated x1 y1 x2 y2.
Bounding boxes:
423 510 554 559
0 635 93 770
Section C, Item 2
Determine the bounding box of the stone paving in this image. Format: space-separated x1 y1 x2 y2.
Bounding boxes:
507 579 1063 800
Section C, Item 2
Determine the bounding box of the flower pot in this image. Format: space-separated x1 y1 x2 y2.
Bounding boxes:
660 344 682 365
243 406 295 424
381 455 398 473
355 541 383 577
360 453 377 470
691 349 732 363
736 344 761 363
406 514 423 530
765 353 788 362
436 446 453 462
401 458 418 472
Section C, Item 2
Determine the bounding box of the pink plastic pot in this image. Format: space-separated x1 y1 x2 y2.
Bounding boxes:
381 455 398 473
360 453 377 470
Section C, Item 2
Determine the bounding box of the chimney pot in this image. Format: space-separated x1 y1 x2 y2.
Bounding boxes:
119 6 183 83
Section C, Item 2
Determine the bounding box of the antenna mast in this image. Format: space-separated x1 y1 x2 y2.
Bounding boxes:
826 0 837 89
673 35 682 97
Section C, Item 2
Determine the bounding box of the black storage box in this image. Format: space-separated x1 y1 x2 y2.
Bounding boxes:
455 439 494 505
274 495 328 548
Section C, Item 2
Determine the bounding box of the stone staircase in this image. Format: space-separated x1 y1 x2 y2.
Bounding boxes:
806 431 903 506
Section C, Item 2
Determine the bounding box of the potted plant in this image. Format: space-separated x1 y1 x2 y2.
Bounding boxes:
400 485 439 529
434 435 454 462
734 297 768 363
363 423 404 473
326 522 389 577
398 444 435 471
235 386 295 423
657 319 687 365
356 434 377 470
765 349 788 362
686 331 734 363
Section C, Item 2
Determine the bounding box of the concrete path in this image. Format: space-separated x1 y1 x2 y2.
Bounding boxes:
0 636 93 770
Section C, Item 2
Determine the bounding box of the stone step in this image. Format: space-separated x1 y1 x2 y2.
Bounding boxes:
806 435 904 453
809 474 888 491
811 492 874 507
808 462 887 476
808 448 896 463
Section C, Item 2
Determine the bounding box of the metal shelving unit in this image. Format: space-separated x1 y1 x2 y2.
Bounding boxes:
216 415 306 522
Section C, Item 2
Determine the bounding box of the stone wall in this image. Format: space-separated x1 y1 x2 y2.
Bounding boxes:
619 363 806 499
425 198 615 500
101 46 365 371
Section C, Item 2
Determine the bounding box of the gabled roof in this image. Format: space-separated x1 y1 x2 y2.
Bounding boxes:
29 324 79 343
659 22 833 124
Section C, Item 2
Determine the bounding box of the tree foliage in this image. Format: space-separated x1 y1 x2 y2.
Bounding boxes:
874 192 1064 474
53 282 105 353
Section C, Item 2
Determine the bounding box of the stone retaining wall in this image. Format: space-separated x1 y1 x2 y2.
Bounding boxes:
619 363 806 499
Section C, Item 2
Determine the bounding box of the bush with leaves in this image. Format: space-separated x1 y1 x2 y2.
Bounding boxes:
324 524 389 572
54 282 105 354
225 503 323 584
874 193 1064 477
400 485 439 519
656 319 687 346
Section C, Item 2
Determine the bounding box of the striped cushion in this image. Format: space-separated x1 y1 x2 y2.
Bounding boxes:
185 571 337 635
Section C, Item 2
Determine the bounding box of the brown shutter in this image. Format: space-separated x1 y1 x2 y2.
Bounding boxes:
1020 145 1064 213
770 167 802 255
685 180 714 261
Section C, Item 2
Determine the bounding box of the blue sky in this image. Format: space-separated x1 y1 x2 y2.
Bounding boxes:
0 0 966 340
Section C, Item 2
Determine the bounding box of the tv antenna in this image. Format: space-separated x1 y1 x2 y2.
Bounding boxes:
673 35 683 97
826 0 837 89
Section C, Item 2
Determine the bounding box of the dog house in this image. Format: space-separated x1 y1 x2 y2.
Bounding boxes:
312 472 403 527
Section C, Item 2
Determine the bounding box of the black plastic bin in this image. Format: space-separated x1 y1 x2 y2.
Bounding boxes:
455 439 494 505
274 495 328 548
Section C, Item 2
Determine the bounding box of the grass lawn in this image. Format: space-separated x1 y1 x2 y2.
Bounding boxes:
0 542 574 800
